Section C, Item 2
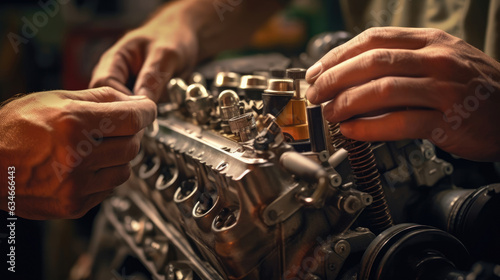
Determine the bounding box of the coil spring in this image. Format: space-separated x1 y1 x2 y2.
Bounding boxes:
328 122 393 233
328 122 346 150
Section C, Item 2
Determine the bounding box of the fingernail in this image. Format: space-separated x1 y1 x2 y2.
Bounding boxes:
306 84 318 104
136 88 154 99
323 104 333 118
306 61 323 82
129 95 147 100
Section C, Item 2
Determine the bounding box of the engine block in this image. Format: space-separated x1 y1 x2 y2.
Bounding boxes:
82 52 500 280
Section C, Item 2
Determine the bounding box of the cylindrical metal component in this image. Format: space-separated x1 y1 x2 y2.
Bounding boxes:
280 151 327 182
214 72 241 89
185 83 212 125
307 105 327 152
328 148 349 168
239 75 267 100
189 72 206 87
228 113 258 142
286 68 307 99
270 67 286 79
218 90 240 121
167 78 188 105
264 79 294 94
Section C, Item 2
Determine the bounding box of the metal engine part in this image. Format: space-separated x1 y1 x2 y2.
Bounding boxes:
79 61 500 280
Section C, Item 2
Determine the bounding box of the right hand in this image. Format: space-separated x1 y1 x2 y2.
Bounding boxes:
89 1 200 102
0 87 156 219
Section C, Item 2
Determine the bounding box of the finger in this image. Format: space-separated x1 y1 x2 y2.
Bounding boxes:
89 34 147 95
338 109 444 142
323 77 465 123
88 163 132 194
134 46 179 102
59 87 132 102
305 27 433 83
82 189 114 211
87 134 141 169
307 48 426 104
76 96 157 137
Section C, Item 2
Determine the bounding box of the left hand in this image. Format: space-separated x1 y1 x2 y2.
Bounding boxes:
306 27 500 161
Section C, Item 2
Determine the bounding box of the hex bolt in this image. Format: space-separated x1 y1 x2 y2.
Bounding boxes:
342 195 362 214
334 240 350 257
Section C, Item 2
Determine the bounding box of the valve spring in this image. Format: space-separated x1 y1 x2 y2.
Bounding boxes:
328 122 393 234
328 122 346 150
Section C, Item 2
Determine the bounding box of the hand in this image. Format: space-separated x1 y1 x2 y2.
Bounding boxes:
90 2 200 102
90 0 282 102
0 87 156 219
306 27 500 161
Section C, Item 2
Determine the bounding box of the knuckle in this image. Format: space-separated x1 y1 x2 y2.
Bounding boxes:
125 139 141 161
126 107 143 132
367 49 393 67
377 78 398 98
115 165 132 185
316 72 337 93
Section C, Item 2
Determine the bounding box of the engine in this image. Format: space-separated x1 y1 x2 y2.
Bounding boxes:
79 35 500 280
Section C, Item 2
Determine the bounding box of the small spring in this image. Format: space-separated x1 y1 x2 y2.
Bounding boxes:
328 122 346 151
328 122 393 234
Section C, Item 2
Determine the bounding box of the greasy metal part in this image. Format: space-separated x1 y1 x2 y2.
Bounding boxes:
345 139 393 233
280 151 328 207
213 71 241 97
239 75 267 100
269 67 286 78
83 67 499 280
329 122 393 234
189 72 207 87
422 184 500 263
359 224 470 280
185 83 213 125
228 113 258 142
307 105 327 152
217 89 241 134
167 78 188 106
286 68 306 99
328 148 348 169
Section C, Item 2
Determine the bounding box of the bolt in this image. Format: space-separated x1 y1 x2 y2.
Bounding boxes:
330 174 342 187
328 263 336 271
334 240 350 256
442 164 453 175
343 195 362 214
268 210 278 221
424 149 434 159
